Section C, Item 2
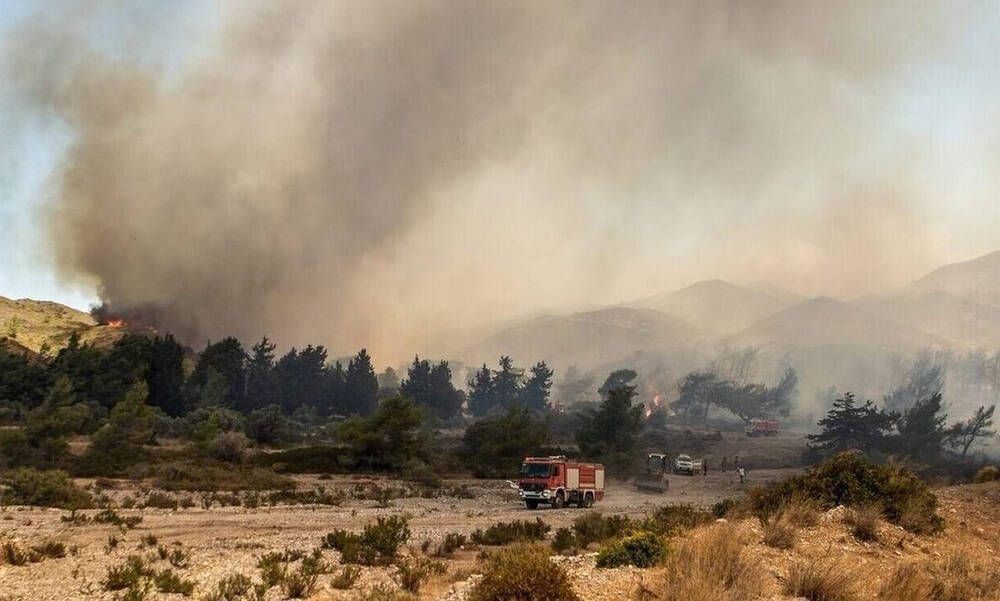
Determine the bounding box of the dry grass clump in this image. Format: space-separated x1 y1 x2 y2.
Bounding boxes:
781 497 821 528
877 562 936 601
879 552 1000 601
655 524 762 601
393 556 446 593
761 518 797 550
469 544 579 601
845 505 880 542
785 559 858 601
329 565 361 589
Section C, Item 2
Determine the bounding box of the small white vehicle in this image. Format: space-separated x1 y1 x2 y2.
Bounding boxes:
673 453 702 475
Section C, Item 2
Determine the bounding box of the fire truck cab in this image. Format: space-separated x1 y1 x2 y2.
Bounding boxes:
517 456 605 509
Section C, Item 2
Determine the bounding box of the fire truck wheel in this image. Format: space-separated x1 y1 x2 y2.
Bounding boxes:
582 493 594 508
525 500 539 510
551 491 565 509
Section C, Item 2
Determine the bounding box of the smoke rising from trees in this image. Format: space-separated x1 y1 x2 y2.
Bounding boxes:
3 1 998 360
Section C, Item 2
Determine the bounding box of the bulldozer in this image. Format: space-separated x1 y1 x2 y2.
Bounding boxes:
634 453 670 493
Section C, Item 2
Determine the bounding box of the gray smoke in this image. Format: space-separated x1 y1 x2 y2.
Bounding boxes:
2 1 995 360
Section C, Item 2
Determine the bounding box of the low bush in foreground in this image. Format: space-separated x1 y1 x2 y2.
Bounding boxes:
571 512 632 547
1 468 93 509
394 556 445 593
878 552 1000 601
322 516 410 565
784 560 857 601
469 544 579 601
472 518 550 546
747 451 942 534
657 524 762 601
761 518 797 550
203 573 252 601
595 531 665 568
641 504 713 537
973 465 999 483
846 505 880 542
153 568 195 596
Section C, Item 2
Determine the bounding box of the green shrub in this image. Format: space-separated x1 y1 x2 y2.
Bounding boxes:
551 527 576 553
571 512 632 547
323 516 410 565
432 532 467 557
595 531 665 568
167 547 191 569
472 518 550 546
403 461 441 489
257 551 288 586
641 504 712 536
712 498 739 519
281 565 319 598
974 465 999 483
143 492 178 509
204 573 252 601
259 446 349 473
94 508 142 530
748 451 942 534
1 468 93 509
394 557 445 593
208 431 251 463
154 569 195 596
470 544 579 601
153 462 293 492
330 565 361 589
104 556 153 591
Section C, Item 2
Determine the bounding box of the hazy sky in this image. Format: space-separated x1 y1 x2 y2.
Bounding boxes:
3 1 1000 359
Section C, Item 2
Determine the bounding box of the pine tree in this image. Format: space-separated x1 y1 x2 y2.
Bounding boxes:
518 361 554 411
246 336 276 412
806 393 898 457
897 393 947 462
575 385 644 471
492 356 521 411
468 363 494 416
400 356 464 419
345 349 378 415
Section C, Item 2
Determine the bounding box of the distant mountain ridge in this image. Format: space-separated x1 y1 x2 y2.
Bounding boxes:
729 296 943 349
628 278 795 336
909 249 1000 308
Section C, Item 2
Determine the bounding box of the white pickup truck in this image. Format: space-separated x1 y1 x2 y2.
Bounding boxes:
673 454 703 475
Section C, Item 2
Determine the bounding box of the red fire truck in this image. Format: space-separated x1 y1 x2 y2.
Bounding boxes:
517 456 605 509
745 418 780 437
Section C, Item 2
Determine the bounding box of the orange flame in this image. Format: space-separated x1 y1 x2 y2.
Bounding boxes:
107 319 125 328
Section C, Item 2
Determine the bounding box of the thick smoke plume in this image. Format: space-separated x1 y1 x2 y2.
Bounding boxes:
2 1 995 360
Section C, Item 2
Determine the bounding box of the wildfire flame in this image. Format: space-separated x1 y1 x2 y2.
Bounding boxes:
106 319 125 328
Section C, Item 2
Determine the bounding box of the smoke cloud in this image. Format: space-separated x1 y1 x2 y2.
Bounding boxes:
3 1 998 361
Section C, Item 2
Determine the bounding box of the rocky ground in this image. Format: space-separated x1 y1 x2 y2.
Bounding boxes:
0 468 795 600
3 471 999 601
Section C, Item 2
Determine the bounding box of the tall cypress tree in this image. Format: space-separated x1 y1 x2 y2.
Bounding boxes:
345 349 378 415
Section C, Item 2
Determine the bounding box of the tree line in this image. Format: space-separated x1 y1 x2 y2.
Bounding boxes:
807 392 995 466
